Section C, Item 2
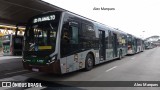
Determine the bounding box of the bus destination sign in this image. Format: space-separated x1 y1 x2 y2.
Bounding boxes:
33 15 55 23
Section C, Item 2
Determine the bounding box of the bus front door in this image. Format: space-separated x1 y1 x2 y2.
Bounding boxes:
99 30 106 60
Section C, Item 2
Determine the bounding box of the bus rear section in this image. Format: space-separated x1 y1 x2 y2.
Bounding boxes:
127 34 136 55
2 34 23 56
2 35 12 55
136 38 144 53
13 35 23 55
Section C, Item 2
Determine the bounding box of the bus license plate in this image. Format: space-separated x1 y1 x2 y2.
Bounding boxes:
32 68 39 72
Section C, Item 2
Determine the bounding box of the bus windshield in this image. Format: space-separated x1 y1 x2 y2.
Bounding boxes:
24 22 58 52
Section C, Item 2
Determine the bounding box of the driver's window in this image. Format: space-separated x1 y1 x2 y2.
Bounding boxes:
61 21 79 57
70 26 79 44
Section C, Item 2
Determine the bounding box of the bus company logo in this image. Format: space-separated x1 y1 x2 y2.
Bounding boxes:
1 82 42 88
2 82 11 87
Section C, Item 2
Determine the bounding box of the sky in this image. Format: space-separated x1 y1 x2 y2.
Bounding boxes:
43 0 160 39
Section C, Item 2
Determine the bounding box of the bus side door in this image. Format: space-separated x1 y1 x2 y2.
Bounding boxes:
99 30 106 60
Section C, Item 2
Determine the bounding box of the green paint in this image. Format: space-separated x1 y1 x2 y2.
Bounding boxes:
25 57 46 65
3 45 10 53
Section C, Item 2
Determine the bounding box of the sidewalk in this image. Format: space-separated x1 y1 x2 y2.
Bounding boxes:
0 56 22 61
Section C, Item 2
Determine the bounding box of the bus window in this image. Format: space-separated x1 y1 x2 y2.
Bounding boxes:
70 26 78 44
105 30 109 49
61 21 79 57
108 31 113 49
81 23 96 49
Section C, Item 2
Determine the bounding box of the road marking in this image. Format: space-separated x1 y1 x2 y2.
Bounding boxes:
0 77 15 81
0 56 22 61
0 87 12 90
5 70 28 75
105 66 117 72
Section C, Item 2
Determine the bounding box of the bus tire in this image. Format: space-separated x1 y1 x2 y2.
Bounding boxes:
85 54 94 71
118 50 122 60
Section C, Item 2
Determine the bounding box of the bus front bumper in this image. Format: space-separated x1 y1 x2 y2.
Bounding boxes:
23 60 61 74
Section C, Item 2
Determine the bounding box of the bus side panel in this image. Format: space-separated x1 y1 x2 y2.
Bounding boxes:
122 48 127 56
60 50 96 74
106 49 113 61
137 46 141 53
94 50 100 65
124 48 128 55
59 57 67 74
66 55 79 73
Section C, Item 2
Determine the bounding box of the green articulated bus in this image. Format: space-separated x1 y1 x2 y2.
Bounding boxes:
23 11 129 74
2 34 23 55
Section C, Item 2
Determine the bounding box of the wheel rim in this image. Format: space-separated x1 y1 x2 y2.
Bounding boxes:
88 58 92 67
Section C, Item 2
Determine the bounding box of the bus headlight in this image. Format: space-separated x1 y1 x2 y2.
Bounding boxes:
51 56 56 61
47 55 57 64
23 59 31 62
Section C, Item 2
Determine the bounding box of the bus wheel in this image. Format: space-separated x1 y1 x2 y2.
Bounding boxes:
85 54 94 71
118 50 122 60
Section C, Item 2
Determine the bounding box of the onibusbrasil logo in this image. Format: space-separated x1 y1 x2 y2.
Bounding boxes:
2 82 42 88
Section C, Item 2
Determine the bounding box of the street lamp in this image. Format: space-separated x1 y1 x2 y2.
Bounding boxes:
141 31 145 39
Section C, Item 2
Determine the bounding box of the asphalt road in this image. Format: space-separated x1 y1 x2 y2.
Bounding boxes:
0 56 30 79
0 47 160 90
